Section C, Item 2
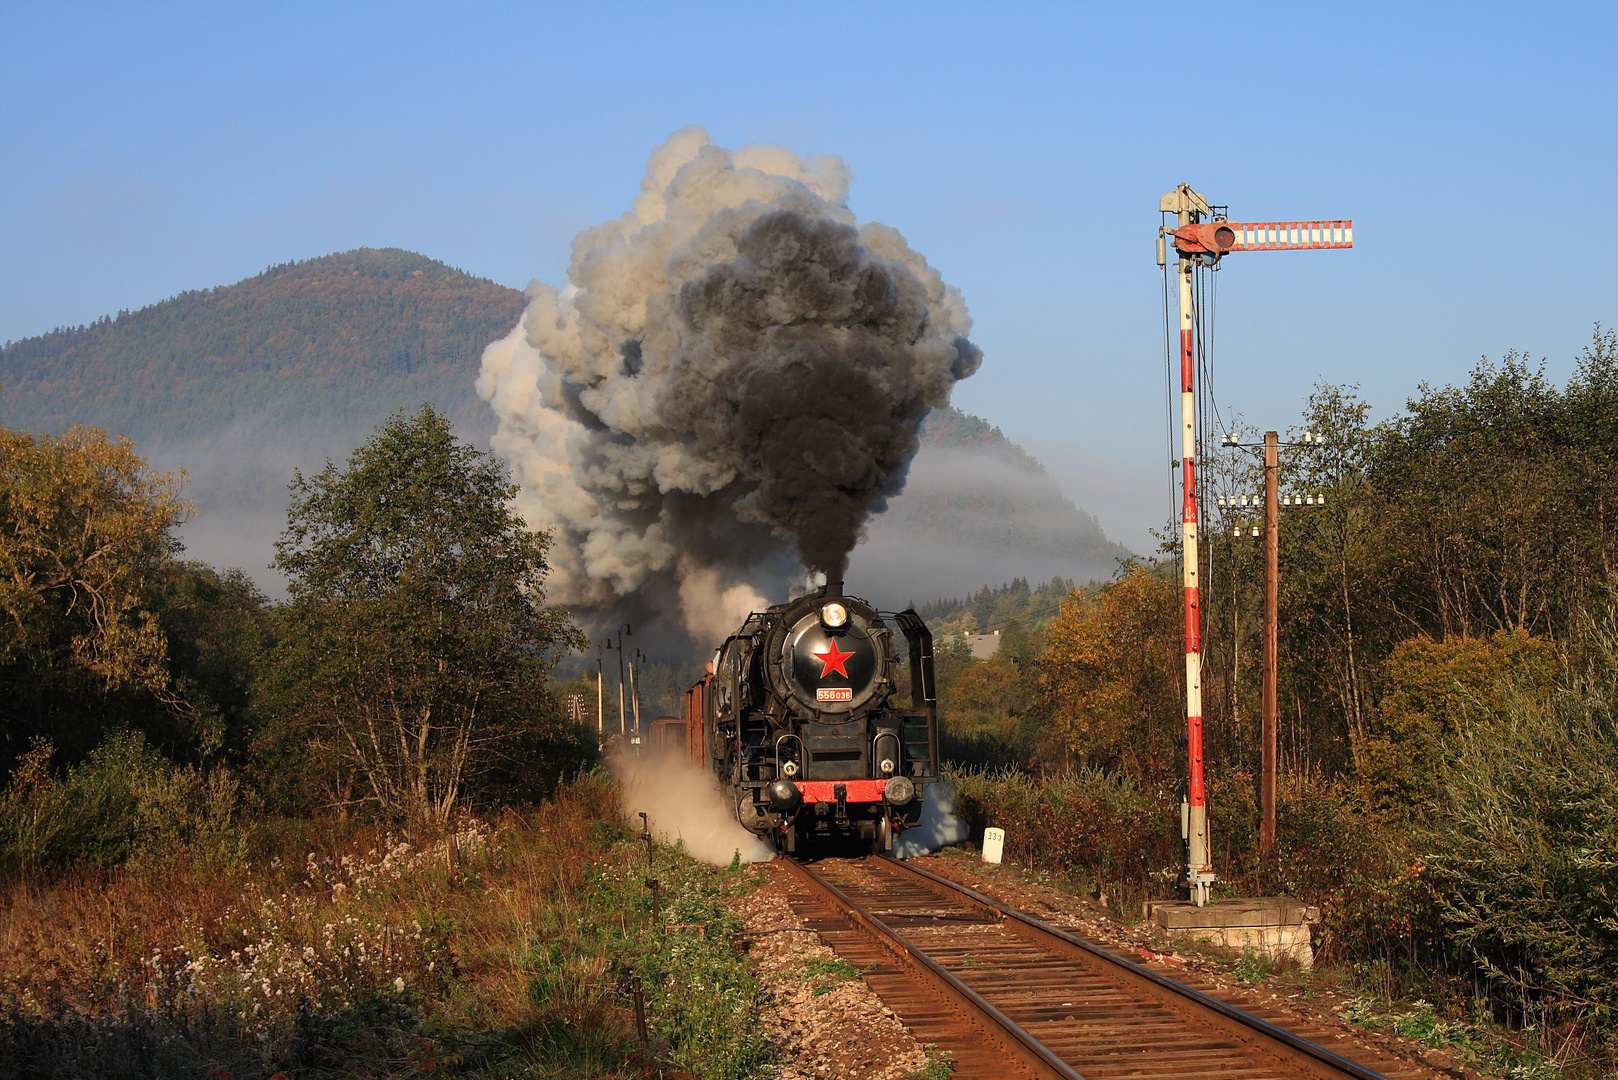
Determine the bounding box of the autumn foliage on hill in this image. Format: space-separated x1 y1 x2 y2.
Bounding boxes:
1035 568 1183 782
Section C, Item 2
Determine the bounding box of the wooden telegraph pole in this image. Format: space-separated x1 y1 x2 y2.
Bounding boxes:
1261 432 1280 854
616 623 632 738
1220 429 1329 856
596 646 607 747
630 648 646 738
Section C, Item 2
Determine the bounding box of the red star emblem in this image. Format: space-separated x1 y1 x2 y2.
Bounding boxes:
814 640 855 679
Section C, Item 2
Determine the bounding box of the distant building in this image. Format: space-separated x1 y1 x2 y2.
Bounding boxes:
964 630 1001 660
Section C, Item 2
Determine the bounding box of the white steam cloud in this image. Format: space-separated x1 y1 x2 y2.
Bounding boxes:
613 750 773 866
892 778 970 859
477 127 980 643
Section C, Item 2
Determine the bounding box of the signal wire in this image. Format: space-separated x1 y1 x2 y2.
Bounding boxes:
1161 212 1178 542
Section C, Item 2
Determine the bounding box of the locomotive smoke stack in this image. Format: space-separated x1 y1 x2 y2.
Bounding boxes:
478 127 981 644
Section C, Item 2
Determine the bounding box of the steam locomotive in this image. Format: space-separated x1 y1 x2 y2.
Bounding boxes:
675 583 939 853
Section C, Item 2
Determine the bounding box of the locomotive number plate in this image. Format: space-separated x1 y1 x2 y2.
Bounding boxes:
816 687 853 702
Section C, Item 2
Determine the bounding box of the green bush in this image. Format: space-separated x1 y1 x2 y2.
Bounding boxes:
0 730 240 873
951 766 1179 907
1356 631 1559 814
1423 626 1618 1031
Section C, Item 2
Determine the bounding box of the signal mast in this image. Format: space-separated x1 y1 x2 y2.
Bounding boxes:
1158 186 1351 905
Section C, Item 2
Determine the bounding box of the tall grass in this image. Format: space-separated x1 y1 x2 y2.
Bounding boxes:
0 771 774 1078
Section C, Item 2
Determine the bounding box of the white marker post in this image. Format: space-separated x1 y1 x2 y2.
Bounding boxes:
982 827 1005 865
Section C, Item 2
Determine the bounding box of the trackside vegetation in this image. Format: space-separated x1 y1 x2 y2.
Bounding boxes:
0 772 776 1077
930 330 1618 1076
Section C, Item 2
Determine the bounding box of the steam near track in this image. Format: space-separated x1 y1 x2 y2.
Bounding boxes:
891 778 970 859
478 128 982 643
612 750 773 866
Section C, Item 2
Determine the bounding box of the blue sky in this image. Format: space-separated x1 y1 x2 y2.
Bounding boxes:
3 2 1614 551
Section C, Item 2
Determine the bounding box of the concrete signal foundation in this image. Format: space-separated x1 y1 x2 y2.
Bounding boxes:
1144 896 1319 968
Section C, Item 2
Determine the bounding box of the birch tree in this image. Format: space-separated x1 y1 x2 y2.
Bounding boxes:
268 406 583 821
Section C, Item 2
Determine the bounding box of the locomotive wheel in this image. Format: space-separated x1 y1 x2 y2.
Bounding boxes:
877 813 893 853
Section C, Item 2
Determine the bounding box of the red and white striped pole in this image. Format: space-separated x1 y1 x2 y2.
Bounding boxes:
1160 192 1351 905
1164 184 1216 905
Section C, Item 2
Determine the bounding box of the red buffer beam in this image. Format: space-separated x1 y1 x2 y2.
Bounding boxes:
1174 220 1353 256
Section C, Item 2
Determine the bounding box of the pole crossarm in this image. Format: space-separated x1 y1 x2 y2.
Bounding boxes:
1173 220 1353 256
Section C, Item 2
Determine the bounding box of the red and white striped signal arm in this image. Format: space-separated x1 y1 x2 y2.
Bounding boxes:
1173 220 1353 256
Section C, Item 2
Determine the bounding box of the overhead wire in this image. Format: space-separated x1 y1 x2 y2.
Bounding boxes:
1194 258 1214 678
1160 212 1178 541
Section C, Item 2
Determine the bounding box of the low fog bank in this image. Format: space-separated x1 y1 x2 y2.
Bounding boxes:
847 535 1102 613
143 408 496 598
143 421 322 597
171 508 291 597
141 415 1129 644
847 444 1129 610
1023 436 1168 560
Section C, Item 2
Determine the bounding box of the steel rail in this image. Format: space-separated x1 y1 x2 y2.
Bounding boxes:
879 854 1388 1080
776 855 1083 1080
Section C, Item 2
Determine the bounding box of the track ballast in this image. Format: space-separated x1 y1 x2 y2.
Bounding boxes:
775 854 1414 1080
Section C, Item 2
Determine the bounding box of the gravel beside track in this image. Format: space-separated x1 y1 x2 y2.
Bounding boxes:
729 863 931 1079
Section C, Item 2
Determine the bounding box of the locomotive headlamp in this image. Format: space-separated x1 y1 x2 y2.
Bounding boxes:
820 602 849 629
781 759 799 778
883 775 916 806
879 758 895 775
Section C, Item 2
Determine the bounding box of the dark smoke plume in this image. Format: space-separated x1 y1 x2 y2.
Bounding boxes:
673 211 981 577
478 128 980 643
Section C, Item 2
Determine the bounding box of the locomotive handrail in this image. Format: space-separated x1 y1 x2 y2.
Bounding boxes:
774 732 803 777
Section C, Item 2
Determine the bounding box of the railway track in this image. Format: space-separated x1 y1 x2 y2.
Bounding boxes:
775 854 1415 1080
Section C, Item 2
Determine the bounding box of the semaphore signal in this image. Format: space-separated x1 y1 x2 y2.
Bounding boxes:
1157 185 1351 906
1172 221 1353 255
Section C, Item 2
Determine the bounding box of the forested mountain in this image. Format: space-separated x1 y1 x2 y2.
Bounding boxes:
0 250 526 580
0 249 1129 593
0 248 521 445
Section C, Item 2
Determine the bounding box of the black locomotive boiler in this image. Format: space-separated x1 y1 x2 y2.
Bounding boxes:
683 582 939 853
